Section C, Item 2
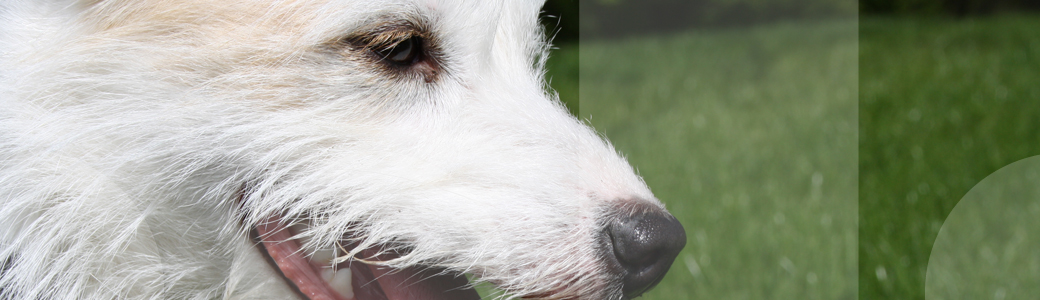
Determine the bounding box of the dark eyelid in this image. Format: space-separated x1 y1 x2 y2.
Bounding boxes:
342 21 423 52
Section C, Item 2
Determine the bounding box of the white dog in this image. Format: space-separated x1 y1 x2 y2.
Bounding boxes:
0 1 684 299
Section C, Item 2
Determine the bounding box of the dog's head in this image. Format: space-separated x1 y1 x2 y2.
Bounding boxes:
1 0 684 299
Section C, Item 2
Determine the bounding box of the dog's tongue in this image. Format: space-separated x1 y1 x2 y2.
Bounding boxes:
366 262 480 300
257 219 480 300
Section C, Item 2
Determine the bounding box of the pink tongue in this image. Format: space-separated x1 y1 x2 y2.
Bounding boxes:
361 249 481 300
256 218 480 300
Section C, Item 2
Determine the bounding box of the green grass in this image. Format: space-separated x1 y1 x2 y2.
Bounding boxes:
859 15 1040 300
483 14 1040 300
565 20 858 299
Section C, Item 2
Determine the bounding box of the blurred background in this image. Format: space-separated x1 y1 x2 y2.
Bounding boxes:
504 0 1039 299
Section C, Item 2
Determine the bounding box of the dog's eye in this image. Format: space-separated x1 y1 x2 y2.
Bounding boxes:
376 36 422 66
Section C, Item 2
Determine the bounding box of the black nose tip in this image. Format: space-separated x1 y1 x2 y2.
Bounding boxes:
606 202 686 298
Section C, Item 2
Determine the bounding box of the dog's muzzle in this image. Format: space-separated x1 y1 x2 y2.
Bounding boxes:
602 201 687 299
252 199 685 300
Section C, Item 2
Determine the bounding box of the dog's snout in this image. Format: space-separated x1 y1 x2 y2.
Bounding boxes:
605 202 686 298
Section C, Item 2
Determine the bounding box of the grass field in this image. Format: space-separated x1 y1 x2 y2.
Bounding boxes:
494 14 1040 300
859 15 1040 300
541 19 860 299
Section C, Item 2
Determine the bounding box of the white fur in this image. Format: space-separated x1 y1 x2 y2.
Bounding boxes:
0 1 658 299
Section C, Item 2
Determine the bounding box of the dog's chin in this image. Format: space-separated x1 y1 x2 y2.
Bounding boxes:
253 217 481 300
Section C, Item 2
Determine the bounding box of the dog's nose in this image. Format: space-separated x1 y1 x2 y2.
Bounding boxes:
606 202 686 298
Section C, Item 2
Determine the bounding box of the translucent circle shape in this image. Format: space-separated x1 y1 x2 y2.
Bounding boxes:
926 155 1040 299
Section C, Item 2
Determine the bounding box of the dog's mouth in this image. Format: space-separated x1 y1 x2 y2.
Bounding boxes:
254 217 481 300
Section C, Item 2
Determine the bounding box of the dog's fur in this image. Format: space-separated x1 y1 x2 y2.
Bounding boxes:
0 1 662 299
